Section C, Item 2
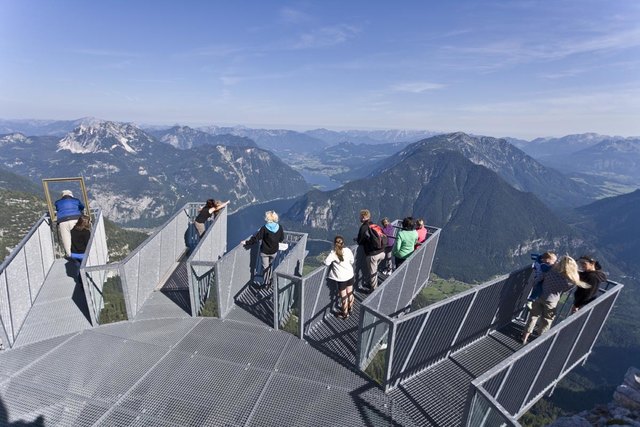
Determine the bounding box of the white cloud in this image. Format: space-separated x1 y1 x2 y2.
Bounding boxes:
391 82 445 93
293 24 360 49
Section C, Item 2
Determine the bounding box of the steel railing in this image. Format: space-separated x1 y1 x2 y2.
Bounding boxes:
464 281 623 426
78 209 109 325
357 227 441 380
0 213 56 348
187 207 227 316
119 203 197 318
215 231 307 320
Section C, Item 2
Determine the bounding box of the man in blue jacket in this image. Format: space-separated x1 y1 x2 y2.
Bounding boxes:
55 190 85 258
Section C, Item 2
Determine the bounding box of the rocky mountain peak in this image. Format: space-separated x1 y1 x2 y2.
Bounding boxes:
57 120 151 154
0 132 29 145
549 366 640 426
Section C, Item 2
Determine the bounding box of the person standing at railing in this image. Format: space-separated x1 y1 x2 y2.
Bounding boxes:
522 256 590 344
54 190 85 259
392 217 418 269
70 215 91 262
242 210 284 289
572 255 607 313
194 199 229 237
356 209 386 293
381 217 396 275
526 251 558 309
324 235 355 319
414 218 428 249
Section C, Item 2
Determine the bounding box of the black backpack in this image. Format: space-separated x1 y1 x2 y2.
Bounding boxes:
369 224 388 250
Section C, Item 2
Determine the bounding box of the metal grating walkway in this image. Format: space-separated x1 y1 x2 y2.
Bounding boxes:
13 259 92 348
134 261 191 320
305 288 369 367
389 323 526 427
226 284 275 327
0 317 410 426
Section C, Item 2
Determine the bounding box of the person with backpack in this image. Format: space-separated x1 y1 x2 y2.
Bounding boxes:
356 209 386 293
392 217 419 268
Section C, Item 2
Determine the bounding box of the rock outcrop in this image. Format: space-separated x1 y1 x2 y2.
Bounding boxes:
549 367 640 426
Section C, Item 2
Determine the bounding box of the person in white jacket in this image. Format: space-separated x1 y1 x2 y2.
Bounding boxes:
324 235 355 319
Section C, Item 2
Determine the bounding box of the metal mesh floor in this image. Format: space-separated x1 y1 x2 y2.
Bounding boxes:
226 284 275 327
134 262 192 320
305 288 368 367
0 317 402 426
13 259 92 348
389 324 526 427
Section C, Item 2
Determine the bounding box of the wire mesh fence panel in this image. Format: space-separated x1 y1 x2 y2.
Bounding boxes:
465 390 518 427
359 308 390 370
301 266 329 335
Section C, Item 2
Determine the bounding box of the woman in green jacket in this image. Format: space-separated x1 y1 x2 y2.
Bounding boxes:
392 217 419 268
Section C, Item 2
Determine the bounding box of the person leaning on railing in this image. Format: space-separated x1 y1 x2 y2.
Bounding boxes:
242 210 284 290
54 189 85 259
70 215 91 263
522 255 590 344
572 255 607 313
194 199 229 237
392 217 418 269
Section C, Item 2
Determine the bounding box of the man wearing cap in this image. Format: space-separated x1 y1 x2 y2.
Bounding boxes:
54 190 85 258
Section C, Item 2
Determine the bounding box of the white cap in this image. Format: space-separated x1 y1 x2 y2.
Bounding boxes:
61 190 73 197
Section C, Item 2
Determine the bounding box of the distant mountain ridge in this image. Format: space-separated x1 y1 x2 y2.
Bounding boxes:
284 145 582 281
0 120 309 225
345 132 598 210
576 189 640 269
198 125 329 156
147 125 257 150
305 128 441 145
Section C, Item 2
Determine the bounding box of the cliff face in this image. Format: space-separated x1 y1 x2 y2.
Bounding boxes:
549 367 640 426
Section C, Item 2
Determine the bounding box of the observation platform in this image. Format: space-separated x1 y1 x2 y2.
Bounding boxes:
0 204 624 426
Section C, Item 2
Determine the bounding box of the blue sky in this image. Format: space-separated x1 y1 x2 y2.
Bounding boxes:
1 0 639 139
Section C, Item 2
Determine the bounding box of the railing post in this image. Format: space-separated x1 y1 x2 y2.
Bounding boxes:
298 276 304 340
273 273 279 330
384 319 397 392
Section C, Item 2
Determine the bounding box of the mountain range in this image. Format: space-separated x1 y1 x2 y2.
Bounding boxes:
147 125 258 150
283 140 584 281
513 133 640 191
334 132 600 210
0 120 309 225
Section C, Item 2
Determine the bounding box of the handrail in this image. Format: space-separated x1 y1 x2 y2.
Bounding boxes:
0 213 55 348
357 226 441 378
120 202 197 318
79 208 108 325
0 213 51 272
187 207 227 316
466 281 623 424
382 266 533 390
